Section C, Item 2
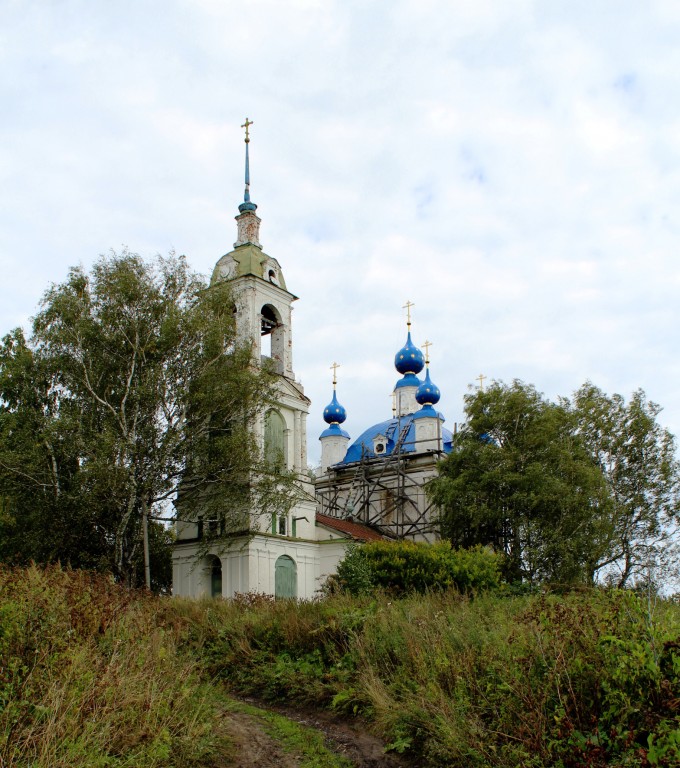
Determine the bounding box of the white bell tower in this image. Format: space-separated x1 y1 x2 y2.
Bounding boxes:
172 119 330 601
210 118 313 494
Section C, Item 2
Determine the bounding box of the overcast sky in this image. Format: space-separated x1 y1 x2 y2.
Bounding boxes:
2 0 679 464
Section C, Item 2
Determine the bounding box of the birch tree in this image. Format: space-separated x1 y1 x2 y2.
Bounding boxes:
571 383 680 589
0 250 286 587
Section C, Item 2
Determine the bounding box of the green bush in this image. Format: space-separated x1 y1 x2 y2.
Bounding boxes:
334 540 501 596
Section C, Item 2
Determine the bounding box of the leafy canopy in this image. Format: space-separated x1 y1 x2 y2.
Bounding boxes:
428 379 680 589
0 250 291 589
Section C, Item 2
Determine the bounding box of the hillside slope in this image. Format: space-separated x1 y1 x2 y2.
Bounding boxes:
1 566 678 767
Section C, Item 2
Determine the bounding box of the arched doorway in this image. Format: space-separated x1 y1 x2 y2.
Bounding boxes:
275 555 297 599
207 555 222 598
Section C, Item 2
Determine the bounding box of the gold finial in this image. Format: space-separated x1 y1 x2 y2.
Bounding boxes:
330 362 340 388
422 340 432 366
241 117 253 143
403 300 415 328
476 373 487 391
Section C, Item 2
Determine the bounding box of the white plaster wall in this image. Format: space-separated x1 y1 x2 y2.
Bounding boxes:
173 528 343 600
176 518 200 540
320 434 350 472
172 543 212 597
246 535 322 599
414 417 443 452
395 385 419 417
291 496 317 539
318 540 350 589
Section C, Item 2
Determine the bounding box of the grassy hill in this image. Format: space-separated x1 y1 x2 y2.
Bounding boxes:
1 565 678 767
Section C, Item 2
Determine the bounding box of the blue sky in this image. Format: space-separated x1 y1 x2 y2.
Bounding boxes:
2 0 680 464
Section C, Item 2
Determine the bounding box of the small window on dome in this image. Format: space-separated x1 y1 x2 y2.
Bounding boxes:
372 434 388 455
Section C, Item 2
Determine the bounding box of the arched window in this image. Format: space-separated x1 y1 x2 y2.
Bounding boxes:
206 555 222 598
264 409 287 469
275 555 297 599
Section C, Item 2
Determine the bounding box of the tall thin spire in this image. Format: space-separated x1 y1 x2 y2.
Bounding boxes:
235 117 261 247
239 117 257 213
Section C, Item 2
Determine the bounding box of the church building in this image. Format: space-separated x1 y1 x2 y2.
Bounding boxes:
171 124 453 599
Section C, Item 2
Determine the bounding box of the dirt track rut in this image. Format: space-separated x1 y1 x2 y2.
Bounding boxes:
213 696 417 767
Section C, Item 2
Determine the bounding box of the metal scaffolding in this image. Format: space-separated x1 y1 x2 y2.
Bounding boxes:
315 427 446 541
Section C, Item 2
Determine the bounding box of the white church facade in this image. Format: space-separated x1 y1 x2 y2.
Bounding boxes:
171 126 453 599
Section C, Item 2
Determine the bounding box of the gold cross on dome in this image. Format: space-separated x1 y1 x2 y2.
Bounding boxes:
241 117 253 143
422 340 432 365
476 373 487 391
330 361 340 387
403 300 415 327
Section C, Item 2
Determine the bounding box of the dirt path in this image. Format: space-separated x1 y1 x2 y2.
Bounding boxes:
259 700 417 768
216 707 300 767
212 695 417 768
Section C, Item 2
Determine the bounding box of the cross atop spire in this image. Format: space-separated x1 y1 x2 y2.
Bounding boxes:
403 300 415 328
422 340 432 366
241 117 253 143
330 362 340 388
238 116 257 214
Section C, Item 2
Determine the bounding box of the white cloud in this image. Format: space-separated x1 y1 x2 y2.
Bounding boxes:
0 0 679 465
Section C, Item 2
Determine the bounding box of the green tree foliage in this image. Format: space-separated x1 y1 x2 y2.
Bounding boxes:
570 383 680 588
0 251 285 588
429 380 680 589
332 540 501 596
428 381 613 585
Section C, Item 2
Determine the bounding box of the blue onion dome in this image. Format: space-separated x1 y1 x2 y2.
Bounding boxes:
394 372 421 390
394 331 425 375
323 390 347 425
416 368 441 406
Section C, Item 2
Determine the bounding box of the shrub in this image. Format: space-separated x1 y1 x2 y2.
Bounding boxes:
334 540 501 596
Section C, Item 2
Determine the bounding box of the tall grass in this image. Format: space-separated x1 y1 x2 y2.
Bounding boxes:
178 588 680 767
2 567 678 767
0 565 226 767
